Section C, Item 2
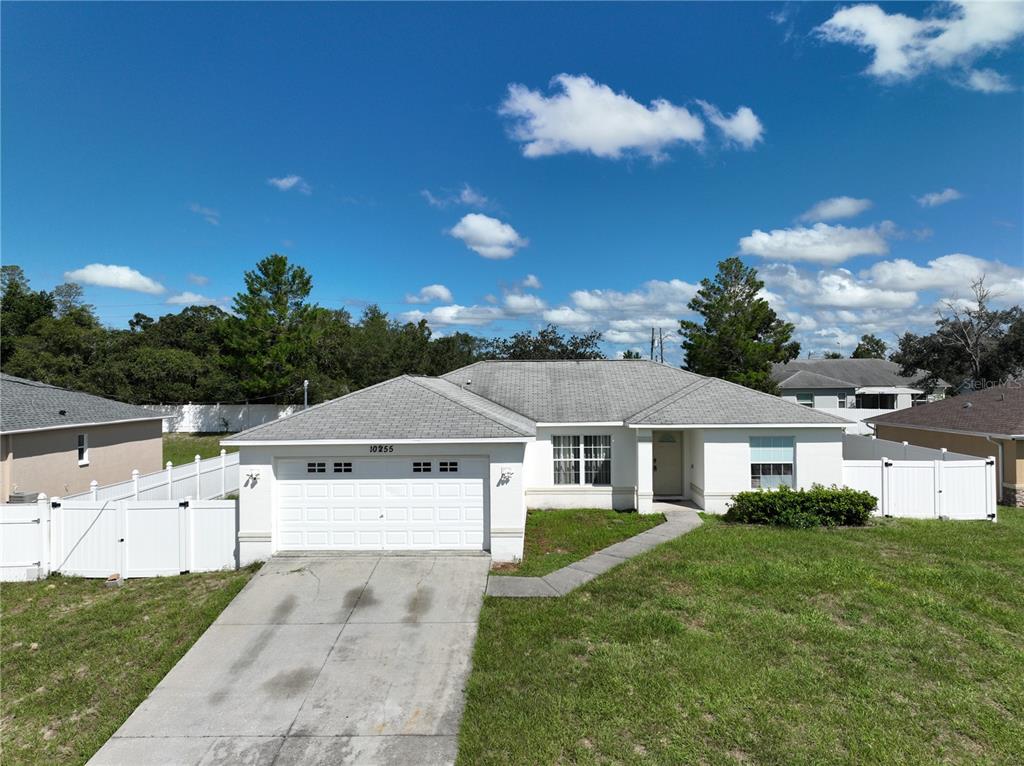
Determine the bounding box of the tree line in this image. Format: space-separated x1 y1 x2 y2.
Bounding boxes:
0 256 602 405
3 254 1020 405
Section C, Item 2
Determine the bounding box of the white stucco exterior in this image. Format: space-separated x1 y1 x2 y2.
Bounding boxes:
234 425 846 563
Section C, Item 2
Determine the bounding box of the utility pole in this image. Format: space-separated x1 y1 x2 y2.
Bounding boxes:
303 380 309 409
650 328 655 360
659 328 664 363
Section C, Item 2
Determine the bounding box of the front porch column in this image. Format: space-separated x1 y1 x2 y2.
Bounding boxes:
636 429 654 514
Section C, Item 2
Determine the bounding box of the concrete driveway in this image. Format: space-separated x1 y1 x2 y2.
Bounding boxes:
89 553 490 766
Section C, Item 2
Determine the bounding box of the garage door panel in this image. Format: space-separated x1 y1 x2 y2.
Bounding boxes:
276 457 487 552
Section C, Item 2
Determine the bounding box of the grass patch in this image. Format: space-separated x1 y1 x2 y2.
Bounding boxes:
162 433 237 466
1 566 258 766
492 508 665 577
460 509 1024 765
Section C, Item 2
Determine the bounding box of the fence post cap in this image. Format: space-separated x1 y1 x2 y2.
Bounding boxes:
195 454 202 461
89 479 99 487
36 492 47 501
131 468 140 477
166 461 173 469
220 448 226 456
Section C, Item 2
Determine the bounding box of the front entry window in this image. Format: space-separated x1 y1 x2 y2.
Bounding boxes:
552 435 580 484
750 436 794 489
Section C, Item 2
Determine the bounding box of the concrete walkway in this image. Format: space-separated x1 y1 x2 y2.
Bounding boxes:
89 553 489 766
486 504 703 598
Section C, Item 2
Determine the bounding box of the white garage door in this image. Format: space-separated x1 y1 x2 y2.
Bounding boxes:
275 457 486 551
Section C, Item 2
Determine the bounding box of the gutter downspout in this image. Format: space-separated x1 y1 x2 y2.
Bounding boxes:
984 435 1004 504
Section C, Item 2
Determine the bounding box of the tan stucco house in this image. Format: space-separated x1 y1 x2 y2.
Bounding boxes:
868 383 1024 507
0 374 165 501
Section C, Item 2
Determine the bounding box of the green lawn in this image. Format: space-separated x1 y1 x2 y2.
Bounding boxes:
493 508 665 577
460 508 1024 765
162 433 238 466
0 566 258 766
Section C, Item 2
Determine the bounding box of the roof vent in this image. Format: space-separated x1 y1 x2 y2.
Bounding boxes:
962 401 973 409
465 378 471 386
59 409 67 416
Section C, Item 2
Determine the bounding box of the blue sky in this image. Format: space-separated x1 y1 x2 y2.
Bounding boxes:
3 1 1022 360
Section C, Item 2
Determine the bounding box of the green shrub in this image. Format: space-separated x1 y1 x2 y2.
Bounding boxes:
723 484 876 528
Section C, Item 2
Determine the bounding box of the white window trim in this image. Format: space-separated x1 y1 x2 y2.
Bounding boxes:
552 434 612 487
796 392 815 408
77 433 89 466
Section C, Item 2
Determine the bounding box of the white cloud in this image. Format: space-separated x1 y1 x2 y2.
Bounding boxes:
964 68 1015 93
739 222 891 264
542 306 594 327
187 273 209 286
504 293 546 314
400 304 505 326
421 183 490 209
64 264 165 295
188 202 220 225
500 74 705 161
448 213 528 259
697 101 764 149
267 175 312 194
816 1 1024 91
522 274 542 290
798 196 873 222
569 279 698 315
166 292 219 306
861 253 1024 295
915 187 963 207
405 284 454 304
762 264 917 309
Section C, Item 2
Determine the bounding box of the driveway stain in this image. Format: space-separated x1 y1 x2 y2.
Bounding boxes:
262 667 319 697
403 587 433 623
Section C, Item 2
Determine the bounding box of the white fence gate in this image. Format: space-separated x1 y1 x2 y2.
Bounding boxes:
62 450 239 503
1 496 237 582
841 433 997 522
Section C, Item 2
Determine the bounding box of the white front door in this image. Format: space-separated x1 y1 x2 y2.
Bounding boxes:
653 433 683 496
275 457 487 551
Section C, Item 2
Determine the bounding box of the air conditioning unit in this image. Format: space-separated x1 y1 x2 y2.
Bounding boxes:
7 490 40 504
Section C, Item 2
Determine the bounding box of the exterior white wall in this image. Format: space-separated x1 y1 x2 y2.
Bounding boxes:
523 426 637 510
236 442 527 564
155 404 300 434
781 388 853 409
694 427 846 514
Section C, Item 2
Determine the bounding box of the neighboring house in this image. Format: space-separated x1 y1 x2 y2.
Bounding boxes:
0 374 165 501
868 383 1024 507
772 358 940 435
223 360 849 563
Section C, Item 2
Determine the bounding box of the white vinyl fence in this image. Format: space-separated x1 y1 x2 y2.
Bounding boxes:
154 403 298 433
842 435 997 521
63 450 239 503
1 496 238 582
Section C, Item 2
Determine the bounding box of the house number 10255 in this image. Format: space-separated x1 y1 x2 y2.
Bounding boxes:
369 445 394 453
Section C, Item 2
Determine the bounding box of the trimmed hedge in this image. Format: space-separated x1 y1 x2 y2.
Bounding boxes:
723 484 876 528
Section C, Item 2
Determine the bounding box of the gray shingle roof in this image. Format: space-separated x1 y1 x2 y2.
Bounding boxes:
228 360 849 443
626 377 849 426
776 370 859 390
226 376 536 442
0 374 164 433
867 383 1024 436
772 359 928 389
441 360 707 422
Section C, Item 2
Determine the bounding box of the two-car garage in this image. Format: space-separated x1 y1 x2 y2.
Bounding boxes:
274 457 488 551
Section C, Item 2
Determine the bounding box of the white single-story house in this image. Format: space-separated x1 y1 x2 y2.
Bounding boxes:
223 360 849 563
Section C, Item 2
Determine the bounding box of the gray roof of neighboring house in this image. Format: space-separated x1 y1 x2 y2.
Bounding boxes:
867 383 1024 436
775 370 858 390
772 358 928 390
228 360 849 443
226 375 536 442
0 374 164 433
